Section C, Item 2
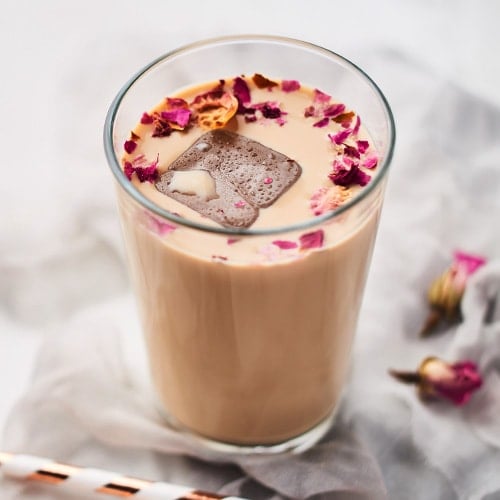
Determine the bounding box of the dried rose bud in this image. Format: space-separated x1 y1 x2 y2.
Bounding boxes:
389 356 482 405
421 251 486 336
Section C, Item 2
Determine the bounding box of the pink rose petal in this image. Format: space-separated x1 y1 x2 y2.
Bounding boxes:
323 103 346 118
124 140 137 154
343 145 361 159
299 229 324 250
140 112 154 124
352 115 361 135
233 76 251 104
329 160 371 187
453 251 487 276
313 89 331 104
160 108 192 127
362 155 378 169
281 80 301 92
313 117 330 128
357 140 369 154
328 129 352 145
272 240 298 250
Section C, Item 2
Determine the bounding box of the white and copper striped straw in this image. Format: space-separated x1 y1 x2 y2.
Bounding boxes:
0 452 247 499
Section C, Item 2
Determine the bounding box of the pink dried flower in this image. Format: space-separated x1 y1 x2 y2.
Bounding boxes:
390 357 482 406
362 155 378 169
227 238 240 245
357 140 369 154
233 76 251 105
124 140 137 154
313 117 330 128
299 229 324 250
144 212 176 236
309 186 349 215
281 80 300 92
123 155 159 183
260 103 282 119
272 240 298 250
234 200 246 208
263 177 273 184
328 129 352 145
160 108 191 128
140 112 154 124
323 103 346 118
421 251 487 336
313 88 331 104
343 145 361 159
304 105 317 118
252 73 278 89
329 160 371 187
352 115 361 135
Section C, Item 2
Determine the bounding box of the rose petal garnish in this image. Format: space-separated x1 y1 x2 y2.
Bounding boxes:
352 115 361 135
331 111 355 128
144 212 176 236
389 357 482 406
343 144 361 159
362 155 378 169
328 129 352 145
160 108 192 128
166 97 189 109
323 103 346 118
281 80 300 92
313 89 331 103
140 112 154 124
304 105 317 118
191 90 238 130
252 73 278 89
299 229 324 250
259 103 282 119
272 240 298 250
244 115 257 123
310 186 350 215
212 255 228 262
421 250 487 336
233 77 251 105
234 200 246 208
357 140 369 154
123 155 159 183
329 160 371 187
152 113 173 137
124 140 137 154
313 117 330 128
227 238 240 245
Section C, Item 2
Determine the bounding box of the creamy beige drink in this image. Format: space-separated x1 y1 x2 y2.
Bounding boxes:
115 74 384 445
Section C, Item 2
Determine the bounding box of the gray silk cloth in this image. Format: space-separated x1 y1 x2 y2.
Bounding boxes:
2 1 500 499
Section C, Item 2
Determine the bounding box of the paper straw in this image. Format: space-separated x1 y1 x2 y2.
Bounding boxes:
0 452 247 499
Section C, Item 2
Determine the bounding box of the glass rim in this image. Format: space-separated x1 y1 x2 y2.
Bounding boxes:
103 34 396 237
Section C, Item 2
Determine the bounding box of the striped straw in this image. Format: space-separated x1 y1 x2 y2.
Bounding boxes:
0 452 247 499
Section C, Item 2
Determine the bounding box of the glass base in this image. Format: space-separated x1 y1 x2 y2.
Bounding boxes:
160 409 337 457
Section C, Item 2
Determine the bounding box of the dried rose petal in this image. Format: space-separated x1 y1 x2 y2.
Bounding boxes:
323 103 346 118
233 77 251 105
166 97 189 109
329 160 371 187
234 200 246 208
313 117 330 128
310 186 350 215
343 145 361 159
227 238 240 245
281 80 300 92
191 90 238 130
304 105 317 118
313 89 331 104
252 73 278 89
390 357 482 406
328 129 352 145
160 108 192 128
144 212 176 236
152 114 173 137
244 115 257 123
140 112 154 124
352 115 361 135
124 140 137 154
299 229 324 250
362 155 378 169
272 240 298 250
357 140 369 154
123 155 159 183
259 103 282 119
334 112 355 128
212 255 228 262
421 250 487 336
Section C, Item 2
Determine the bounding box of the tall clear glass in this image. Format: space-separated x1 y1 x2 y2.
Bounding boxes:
104 35 395 454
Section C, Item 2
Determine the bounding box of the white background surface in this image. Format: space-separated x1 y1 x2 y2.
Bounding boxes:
1 1 500 498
